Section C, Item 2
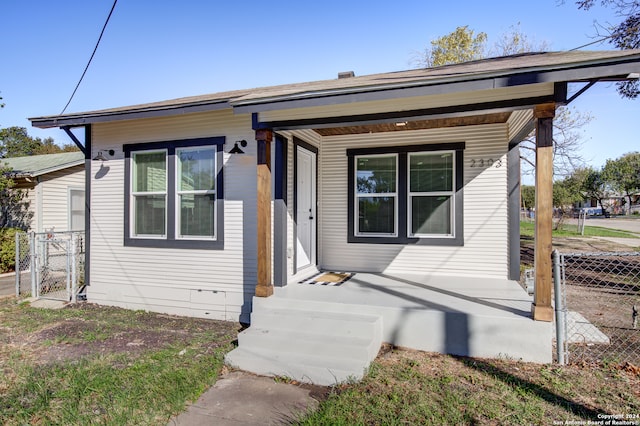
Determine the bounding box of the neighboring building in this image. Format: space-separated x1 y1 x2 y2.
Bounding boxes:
2 152 85 232
28 50 640 381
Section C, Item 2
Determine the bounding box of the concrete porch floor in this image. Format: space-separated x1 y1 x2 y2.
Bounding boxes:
273 273 553 363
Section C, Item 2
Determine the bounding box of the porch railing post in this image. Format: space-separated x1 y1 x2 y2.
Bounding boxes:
532 102 555 321
255 128 274 297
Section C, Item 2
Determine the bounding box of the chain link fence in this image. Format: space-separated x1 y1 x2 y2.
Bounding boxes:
14 231 33 297
15 231 85 301
555 251 640 366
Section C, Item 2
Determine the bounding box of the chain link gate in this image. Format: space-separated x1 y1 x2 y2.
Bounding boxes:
555 251 640 366
15 231 85 302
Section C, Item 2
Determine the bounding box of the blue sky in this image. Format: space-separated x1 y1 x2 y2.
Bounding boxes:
1 0 637 174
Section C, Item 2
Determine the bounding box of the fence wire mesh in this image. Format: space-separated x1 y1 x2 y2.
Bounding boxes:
15 231 33 298
15 231 85 301
558 252 640 366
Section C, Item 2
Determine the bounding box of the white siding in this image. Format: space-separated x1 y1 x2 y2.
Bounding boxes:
89 110 257 322
318 124 511 279
507 109 533 141
38 166 85 232
13 180 37 231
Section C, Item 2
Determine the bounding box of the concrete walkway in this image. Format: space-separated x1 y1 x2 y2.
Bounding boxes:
593 236 640 248
168 371 321 425
0 272 16 298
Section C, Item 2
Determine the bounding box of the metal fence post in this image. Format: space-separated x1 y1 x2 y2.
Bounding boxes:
553 249 567 365
71 235 77 303
15 232 20 297
65 240 71 302
29 232 37 298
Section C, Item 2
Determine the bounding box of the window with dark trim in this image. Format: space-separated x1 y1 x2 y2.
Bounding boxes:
347 142 464 246
124 137 225 249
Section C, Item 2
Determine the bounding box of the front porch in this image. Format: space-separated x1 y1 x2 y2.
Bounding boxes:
226 273 552 385
278 273 552 362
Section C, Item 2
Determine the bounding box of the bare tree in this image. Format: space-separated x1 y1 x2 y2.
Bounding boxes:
519 106 593 178
418 25 591 177
572 0 640 98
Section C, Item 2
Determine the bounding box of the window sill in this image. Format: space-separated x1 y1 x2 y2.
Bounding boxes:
347 235 463 246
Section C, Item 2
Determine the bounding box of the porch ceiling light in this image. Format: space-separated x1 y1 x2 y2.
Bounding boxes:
229 140 247 154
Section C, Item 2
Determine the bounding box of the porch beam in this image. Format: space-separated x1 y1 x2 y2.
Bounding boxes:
256 129 274 297
532 102 555 322
61 125 86 155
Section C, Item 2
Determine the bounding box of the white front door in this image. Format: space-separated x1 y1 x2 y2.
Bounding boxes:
296 146 317 270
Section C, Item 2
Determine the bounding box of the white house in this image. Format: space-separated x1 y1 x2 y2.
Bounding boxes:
30 51 640 384
2 152 85 232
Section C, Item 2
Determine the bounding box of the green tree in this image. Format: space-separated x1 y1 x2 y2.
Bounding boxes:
552 171 587 227
602 152 640 213
521 185 535 210
0 164 32 230
573 0 640 98
580 167 613 215
421 26 487 67
0 126 78 158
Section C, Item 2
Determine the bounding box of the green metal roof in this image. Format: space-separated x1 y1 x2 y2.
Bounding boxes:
1 151 84 178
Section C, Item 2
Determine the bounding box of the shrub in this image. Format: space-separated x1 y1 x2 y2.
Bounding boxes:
0 228 20 273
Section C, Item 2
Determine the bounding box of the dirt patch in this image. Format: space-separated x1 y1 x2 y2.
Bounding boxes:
520 236 634 268
2 302 239 366
521 236 640 366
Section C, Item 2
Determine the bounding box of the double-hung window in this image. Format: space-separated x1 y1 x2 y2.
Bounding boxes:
131 150 167 237
408 151 455 237
355 154 398 236
348 142 464 246
124 137 224 249
177 147 216 239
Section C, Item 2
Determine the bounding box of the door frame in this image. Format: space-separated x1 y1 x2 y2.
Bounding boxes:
293 137 318 274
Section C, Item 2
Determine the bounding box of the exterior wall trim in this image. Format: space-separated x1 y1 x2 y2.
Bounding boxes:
293 137 318 274
273 134 288 286
123 136 225 249
347 142 465 246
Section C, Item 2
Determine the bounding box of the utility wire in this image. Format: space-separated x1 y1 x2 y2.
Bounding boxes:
60 0 118 115
569 36 612 51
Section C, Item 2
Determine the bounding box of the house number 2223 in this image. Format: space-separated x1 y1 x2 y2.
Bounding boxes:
470 158 502 168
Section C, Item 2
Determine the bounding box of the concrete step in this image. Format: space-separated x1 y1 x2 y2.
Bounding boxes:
225 346 370 386
253 294 355 315
237 327 379 362
249 307 382 341
225 296 384 385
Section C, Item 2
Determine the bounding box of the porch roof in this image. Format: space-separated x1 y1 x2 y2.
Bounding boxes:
30 50 640 129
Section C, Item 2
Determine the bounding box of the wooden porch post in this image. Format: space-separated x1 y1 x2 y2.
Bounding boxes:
256 129 274 297
532 103 555 322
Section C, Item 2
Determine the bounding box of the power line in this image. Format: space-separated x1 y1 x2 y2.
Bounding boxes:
569 36 612 51
60 0 118 115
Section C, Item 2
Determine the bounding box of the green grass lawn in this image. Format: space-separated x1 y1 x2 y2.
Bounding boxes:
3 300 639 425
0 300 238 425
520 220 639 238
297 349 640 425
